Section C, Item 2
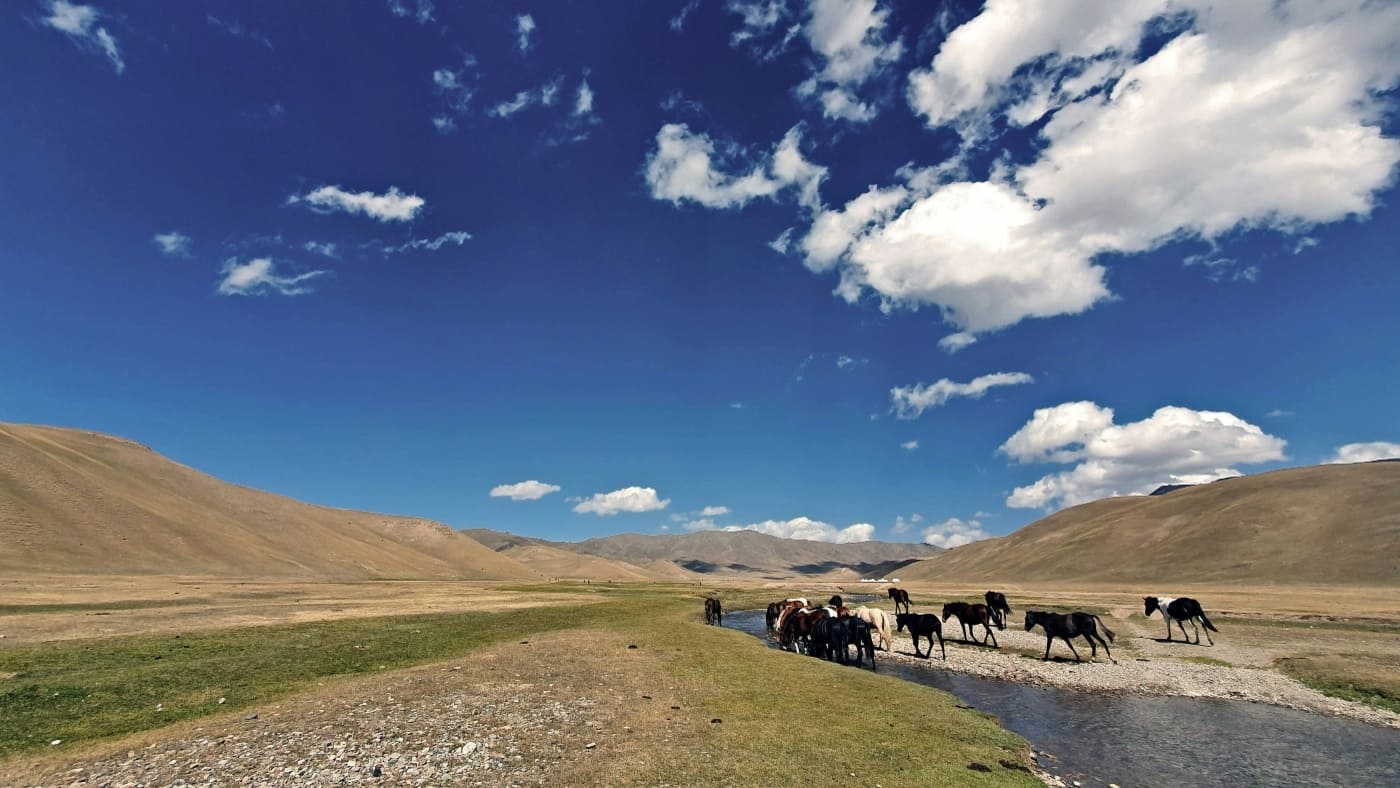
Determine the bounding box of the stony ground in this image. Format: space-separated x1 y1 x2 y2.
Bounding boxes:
5 631 688 787
874 609 1400 729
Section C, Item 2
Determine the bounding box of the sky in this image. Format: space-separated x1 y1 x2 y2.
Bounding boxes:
3 0 1398 548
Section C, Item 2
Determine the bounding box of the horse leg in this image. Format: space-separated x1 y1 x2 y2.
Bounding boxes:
1043 634 1053 661
1063 637 1082 663
1178 619 1192 644
1165 619 1174 642
1094 633 1115 664
985 622 997 648
1198 617 1214 646
937 632 947 660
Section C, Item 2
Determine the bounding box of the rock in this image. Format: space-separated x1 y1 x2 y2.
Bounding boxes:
371 765 382 778
245 713 258 721
461 742 479 755
50 739 61 746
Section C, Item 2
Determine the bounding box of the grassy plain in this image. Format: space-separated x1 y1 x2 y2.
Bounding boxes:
0 579 1037 785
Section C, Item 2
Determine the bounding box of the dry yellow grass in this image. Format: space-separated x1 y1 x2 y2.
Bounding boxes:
0 423 541 582
899 462 1400 586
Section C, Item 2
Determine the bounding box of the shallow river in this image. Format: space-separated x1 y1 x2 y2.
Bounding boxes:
725 609 1400 787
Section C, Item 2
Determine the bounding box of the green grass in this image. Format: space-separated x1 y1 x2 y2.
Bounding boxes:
1276 656 1400 715
0 602 627 756
0 599 211 615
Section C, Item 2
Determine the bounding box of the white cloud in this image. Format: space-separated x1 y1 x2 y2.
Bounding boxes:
153 231 191 257
515 14 536 53
727 0 799 59
572 486 670 516
891 513 921 534
432 58 478 129
207 14 273 49
490 480 562 501
901 440 919 451
488 77 564 118
795 0 904 122
387 0 434 24
288 185 425 223
730 402 745 409
382 230 471 254
216 258 327 297
42 1 124 74
1001 402 1288 510
729 516 874 544
1326 442 1400 465
891 371 1033 419
699 505 731 517
797 1 1400 340
302 241 339 259
835 355 867 369
1265 409 1295 419
574 80 594 116
644 123 826 211
671 0 702 32
922 517 990 549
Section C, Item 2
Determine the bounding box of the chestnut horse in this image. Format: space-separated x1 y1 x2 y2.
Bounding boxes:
942 602 998 647
704 597 722 626
887 587 911 615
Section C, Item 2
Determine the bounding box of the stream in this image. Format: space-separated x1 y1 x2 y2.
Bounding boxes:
725 609 1400 787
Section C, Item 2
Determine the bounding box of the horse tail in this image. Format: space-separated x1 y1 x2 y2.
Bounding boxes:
1198 608 1219 633
1093 615 1116 643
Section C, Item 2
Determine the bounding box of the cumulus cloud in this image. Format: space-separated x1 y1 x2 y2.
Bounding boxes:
574 79 594 116
489 480 562 501
921 517 990 549
288 185 425 223
677 511 874 543
901 440 919 451
515 14 536 53
153 231 191 257
699 505 731 517
1326 442 1400 465
891 513 922 534
216 258 327 297
1001 402 1287 510
644 123 826 211
387 0 434 24
381 230 471 254
42 1 123 73
891 372 1033 419
796 0 904 122
795 1 1400 340
572 486 670 516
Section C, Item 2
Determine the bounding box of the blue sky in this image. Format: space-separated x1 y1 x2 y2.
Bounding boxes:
3 1 1398 547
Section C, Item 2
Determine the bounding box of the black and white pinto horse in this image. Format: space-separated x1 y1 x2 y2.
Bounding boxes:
984 591 1012 630
1024 610 1116 663
704 597 723 626
895 612 946 660
887 587 911 615
1144 596 1218 645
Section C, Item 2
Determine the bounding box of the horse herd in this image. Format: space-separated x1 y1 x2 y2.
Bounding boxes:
703 588 1221 671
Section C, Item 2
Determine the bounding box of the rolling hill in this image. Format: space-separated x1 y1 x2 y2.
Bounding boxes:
0 423 542 581
898 461 1400 586
461 529 675 582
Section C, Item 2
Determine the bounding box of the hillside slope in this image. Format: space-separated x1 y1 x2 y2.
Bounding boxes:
462 529 664 581
900 462 1400 586
0 423 542 581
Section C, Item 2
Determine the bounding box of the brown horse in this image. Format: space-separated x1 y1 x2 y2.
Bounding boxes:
984 591 1012 630
942 602 998 647
887 587 911 615
779 608 827 653
704 597 722 626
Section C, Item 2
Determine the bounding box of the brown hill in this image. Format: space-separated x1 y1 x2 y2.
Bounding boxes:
899 461 1400 586
0 423 542 581
572 529 942 579
462 529 660 582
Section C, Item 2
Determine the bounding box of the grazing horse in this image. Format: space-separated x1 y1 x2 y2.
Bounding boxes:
1024 611 1116 663
844 617 877 669
704 597 722 626
1144 596 1218 645
851 606 894 651
774 600 806 635
984 591 1012 630
942 602 998 647
887 587 912 615
895 612 946 660
780 608 826 654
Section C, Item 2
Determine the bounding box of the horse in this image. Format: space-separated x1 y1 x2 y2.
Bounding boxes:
844 617 877 669
887 587 911 615
780 608 826 654
765 601 785 632
809 616 850 665
774 599 806 635
984 591 1012 630
704 597 722 626
895 612 946 660
942 602 998 647
1024 611 1116 663
1144 596 1218 645
851 606 894 651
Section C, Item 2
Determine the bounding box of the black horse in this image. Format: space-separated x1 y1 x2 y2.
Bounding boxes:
809 616 851 665
942 602 998 647
1144 596 1218 645
844 617 877 669
765 601 785 632
1024 610 1116 663
704 597 722 626
984 591 1012 630
895 612 946 660
887 587 911 615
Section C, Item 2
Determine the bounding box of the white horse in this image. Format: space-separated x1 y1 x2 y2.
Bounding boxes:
1144 596 1218 645
851 606 894 651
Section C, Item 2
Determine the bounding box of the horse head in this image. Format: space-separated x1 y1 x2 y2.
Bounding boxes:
895 613 908 632
1023 611 1036 631
941 602 957 621
1143 596 1159 617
